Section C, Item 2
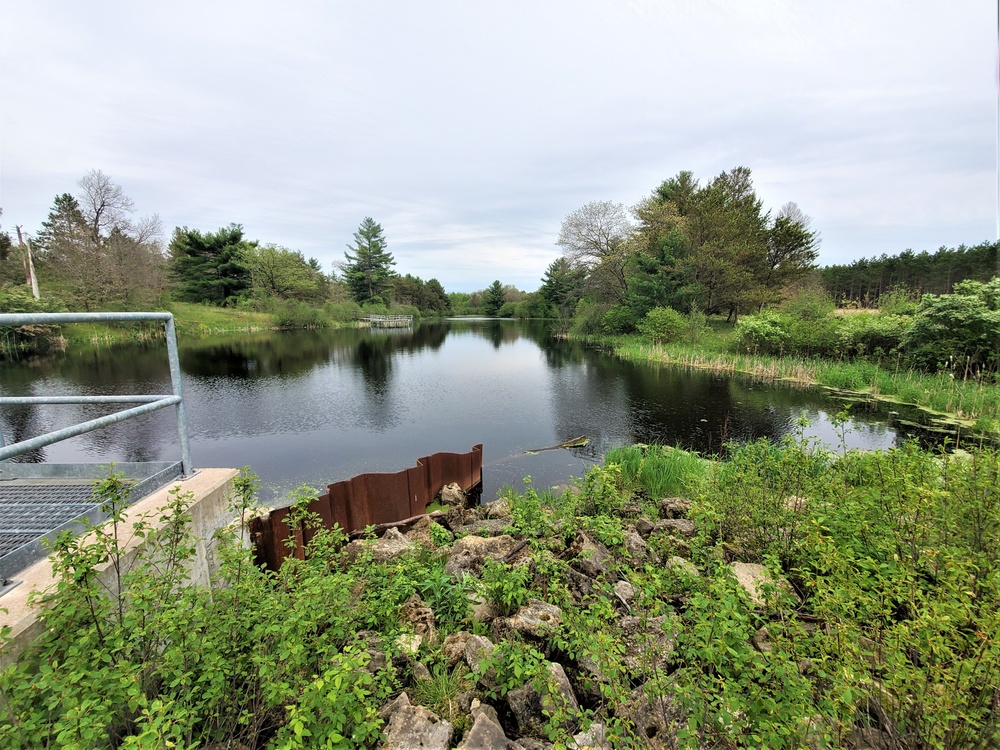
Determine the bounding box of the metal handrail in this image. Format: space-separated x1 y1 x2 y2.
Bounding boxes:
0 312 193 476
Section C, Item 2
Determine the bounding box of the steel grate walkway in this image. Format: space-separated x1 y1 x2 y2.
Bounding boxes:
0 484 97 556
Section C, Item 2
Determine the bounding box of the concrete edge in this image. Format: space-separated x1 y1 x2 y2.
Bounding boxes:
0 468 240 668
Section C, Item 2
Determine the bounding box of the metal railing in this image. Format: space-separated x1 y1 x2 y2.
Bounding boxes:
0 312 193 476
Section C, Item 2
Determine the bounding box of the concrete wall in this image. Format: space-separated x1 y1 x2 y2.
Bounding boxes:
0 468 239 668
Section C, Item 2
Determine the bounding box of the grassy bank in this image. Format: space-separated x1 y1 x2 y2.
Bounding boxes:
582 326 1000 436
3 440 997 748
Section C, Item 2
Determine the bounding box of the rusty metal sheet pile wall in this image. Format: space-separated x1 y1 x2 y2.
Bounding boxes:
251 444 482 570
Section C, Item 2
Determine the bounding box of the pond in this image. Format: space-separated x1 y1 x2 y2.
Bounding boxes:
0 319 949 504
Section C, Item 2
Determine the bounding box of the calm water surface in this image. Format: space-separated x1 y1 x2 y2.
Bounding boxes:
0 319 944 503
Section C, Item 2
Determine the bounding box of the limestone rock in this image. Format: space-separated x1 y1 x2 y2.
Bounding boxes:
634 518 655 538
443 631 473 667
451 534 517 560
440 482 467 508
495 598 562 640
381 691 453 750
652 519 697 539
406 516 437 547
623 529 650 563
657 497 692 518
506 662 579 738
367 527 417 561
620 615 677 679
412 661 432 681
445 549 479 579
568 534 612 579
621 684 685 749
464 634 496 671
396 633 422 657
613 580 635 609
664 555 700 580
729 562 799 607
569 722 612 749
401 594 437 643
457 699 522 750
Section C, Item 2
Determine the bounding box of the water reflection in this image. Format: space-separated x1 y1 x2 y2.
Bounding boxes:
0 319 957 501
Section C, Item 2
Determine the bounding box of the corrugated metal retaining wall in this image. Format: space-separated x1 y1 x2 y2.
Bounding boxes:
250 444 482 570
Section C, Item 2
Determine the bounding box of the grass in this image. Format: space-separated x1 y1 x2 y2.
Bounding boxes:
604 443 713 500
590 326 1000 436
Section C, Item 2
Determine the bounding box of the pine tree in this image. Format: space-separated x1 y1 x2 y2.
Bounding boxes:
342 217 395 305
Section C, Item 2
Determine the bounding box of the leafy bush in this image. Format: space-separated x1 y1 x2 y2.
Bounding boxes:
902 279 1000 373
836 312 910 358
0 285 68 356
600 304 638 334
637 306 686 343
732 311 788 355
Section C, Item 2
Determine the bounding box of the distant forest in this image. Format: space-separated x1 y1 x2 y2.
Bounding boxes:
820 241 998 306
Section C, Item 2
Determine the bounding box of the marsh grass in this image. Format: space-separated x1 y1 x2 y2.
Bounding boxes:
599 332 1000 435
604 443 712 500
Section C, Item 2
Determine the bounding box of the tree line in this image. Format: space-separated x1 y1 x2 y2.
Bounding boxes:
819 241 999 306
0 171 463 320
531 166 820 333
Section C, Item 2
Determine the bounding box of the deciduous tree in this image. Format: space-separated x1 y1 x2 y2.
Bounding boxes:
556 200 635 303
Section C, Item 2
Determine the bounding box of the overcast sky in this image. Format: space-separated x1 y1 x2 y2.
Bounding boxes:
1 1 996 293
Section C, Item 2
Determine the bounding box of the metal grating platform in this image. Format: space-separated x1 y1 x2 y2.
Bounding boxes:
1 485 97 555
0 462 184 582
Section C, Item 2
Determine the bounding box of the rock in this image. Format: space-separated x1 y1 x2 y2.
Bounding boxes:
457 699 522 750
494 599 562 640
613 580 635 609
468 592 500 623
564 568 596 602
464 634 496 671
459 518 511 537
396 633 423 657
506 662 579 738
664 555 700 580
657 497 691 518
622 529 650 563
379 692 412 723
568 534 612 579
406 516 437 546
440 482 467 508
752 626 772 653
620 615 677 680
353 631 388 675
451 534 517 560
569 722 612 749
381 691 453 750
412 661 432 681
729 562 800 607
445 549 479 579
360 526 416 561
621 684 685 749
634 518 655 538
443 631 473 667
401 594 438 643
652 519 697 539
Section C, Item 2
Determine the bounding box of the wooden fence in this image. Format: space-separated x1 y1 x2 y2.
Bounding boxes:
249 444 482 570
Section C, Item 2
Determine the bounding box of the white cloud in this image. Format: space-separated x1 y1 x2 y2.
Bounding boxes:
1 0 995 292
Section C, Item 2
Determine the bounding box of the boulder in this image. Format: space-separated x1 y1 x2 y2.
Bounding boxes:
664 556 700 580
657 497 692 518
569 722 612 749
652 519 697 539
443 631 473 667
506 662 579 738
354 526 415 562
401 594 438 643
456 699 522 750
406 516 437 547
445 549 479 579
494 599 562 640
568 534 612 579
451 534 518 561
621 684 685 749
634 518 655 539
381 692 453 750
464 634 496 671
729 562 799 607
396 633 423 658
613 581 635 610
622 529 650 564
439 482 467 508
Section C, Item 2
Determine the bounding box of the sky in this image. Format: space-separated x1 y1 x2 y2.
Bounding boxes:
0 0 996 293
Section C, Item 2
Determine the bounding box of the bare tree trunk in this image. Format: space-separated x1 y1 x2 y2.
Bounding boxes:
15 226 40 299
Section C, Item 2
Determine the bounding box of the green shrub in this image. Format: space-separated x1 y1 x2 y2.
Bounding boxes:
732 311 788 355
836 312 910 358
637 306 686 343
902 279 1000 373
601 304 638 334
